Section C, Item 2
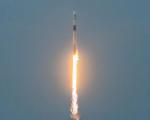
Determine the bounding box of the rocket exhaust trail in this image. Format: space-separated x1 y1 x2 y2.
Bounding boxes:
70 11 80 120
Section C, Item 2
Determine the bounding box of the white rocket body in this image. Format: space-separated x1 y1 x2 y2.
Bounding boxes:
73 11 77 54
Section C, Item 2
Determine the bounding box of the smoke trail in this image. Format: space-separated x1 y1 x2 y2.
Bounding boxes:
70 53 80 120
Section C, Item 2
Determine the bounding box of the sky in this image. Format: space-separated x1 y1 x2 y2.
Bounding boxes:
0 0 150 120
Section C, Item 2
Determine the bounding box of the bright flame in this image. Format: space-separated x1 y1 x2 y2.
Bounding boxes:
70 52 80 120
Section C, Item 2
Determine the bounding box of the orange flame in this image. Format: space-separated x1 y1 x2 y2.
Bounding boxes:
70 52 79 120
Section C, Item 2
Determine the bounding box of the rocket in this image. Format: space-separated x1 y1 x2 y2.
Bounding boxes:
73 11 77 54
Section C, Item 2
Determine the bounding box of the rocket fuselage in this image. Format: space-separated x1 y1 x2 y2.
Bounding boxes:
73 11 77 54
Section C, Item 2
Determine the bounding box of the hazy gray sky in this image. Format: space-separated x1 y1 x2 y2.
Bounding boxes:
0 0 150 120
